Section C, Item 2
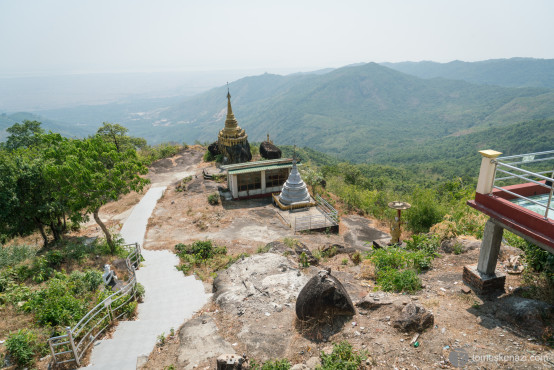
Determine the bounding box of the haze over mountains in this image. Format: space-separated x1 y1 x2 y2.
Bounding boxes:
2 58 554 163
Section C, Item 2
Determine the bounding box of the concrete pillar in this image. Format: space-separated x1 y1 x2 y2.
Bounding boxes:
477 218 504 275
475 150 502 194
261 170 266 193
231 175 238 199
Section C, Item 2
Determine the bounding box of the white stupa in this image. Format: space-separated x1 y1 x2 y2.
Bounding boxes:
278 159 311 205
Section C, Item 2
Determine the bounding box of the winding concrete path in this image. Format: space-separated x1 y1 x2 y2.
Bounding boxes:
86 186 208 369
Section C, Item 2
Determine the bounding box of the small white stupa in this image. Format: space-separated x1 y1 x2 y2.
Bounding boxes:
278 159 311 205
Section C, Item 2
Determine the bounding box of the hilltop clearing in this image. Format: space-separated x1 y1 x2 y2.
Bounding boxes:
99 148 553 369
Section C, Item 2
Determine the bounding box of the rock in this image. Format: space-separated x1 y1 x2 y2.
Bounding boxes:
392 303 434 333
440 238 480 254
177 316 235 369
136 355 149 369
320 244 356 257
260 141 282 160
296 269 355 321
265 240 317 265
495 296 553 334
290 364 309 370
208 141 221 156
221 141 252 164
305 357 321 369
461 286 471 294
216 354 248 370
355 292 394 309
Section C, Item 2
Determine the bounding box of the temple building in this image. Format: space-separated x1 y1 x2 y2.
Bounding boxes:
277 159 312 206
217 90 252 164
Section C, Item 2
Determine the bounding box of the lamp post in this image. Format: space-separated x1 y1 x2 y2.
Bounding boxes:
388 201 411 244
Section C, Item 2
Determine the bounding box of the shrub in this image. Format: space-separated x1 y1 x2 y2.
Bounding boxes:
208 192 220 205
45 250 65 268
0 244 37 269
135 282 146 302
23 278 88 327
5 329 39 367
405 234 440 257
375 268 421 293
320 341 366 370
405 188 445 233
250 359 291 370
351 251 361 265
299 252 309 268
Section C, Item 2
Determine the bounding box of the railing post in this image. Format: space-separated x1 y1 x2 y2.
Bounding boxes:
476 150 502 195
67 326 81 367
48 338 58 366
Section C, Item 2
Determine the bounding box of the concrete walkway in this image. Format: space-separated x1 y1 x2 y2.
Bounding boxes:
86 187 208 369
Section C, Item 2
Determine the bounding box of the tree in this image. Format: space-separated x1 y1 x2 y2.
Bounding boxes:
61 135 149 252
96 122 146 153
4 120 44 150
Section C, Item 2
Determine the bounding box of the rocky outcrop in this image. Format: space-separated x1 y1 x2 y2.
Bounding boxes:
260 141 282 160
393 303 434 332
296 269 355 321
208 141 221 157
221 141 252 164
266 240 318 265
495 296 553 334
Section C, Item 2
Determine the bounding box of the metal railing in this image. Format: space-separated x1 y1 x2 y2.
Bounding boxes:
48 243 142 367
294 195 339 232
492 150 554 220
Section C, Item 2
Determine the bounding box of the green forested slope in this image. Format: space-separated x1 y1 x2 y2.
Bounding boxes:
157 63 554 162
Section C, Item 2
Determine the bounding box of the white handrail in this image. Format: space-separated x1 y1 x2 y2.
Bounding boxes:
48 242 142 367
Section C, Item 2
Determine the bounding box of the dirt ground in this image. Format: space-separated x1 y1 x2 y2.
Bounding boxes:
81 148 554 369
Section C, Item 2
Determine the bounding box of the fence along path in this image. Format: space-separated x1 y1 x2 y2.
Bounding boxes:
77 186 207 369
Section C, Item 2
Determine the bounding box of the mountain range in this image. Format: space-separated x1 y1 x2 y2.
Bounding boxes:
2 58 554 164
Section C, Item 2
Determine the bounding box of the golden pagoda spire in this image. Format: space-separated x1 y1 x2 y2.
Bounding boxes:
226 82 233 116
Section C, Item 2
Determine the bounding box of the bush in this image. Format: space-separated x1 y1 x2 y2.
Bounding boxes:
45 250 65 268
207 193 220 205
375 268 421 293
405 188 445 233
405 234 440 257
250 359 291 370
175 240 226 264
320 341 366 369
23 278 88 327
0 244 37 269
5 329 40 367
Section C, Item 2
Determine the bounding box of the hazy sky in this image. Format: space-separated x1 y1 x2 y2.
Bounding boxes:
1 0 554 76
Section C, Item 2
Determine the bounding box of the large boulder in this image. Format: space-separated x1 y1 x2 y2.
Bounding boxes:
208 141 221 156
296 269 355 321
221 141 252 164
260 141 282 160
393 303 434 332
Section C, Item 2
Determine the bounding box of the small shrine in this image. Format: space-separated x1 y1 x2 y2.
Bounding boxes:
217 90 252 164
274 158 314 209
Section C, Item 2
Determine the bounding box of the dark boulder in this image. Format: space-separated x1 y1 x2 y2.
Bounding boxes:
208 141 221 156
260 141 282 160
221 141 252 164
393 303 434 332
296 269 355 321
320 244 356 258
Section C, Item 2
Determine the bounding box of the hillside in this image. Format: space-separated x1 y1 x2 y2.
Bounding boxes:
5 62 554 163
154 63 554 162
382 58 554 89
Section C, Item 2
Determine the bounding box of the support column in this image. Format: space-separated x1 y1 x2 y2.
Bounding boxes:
463 218 506 294
231 175 238 199
477 219 504 275
261 170 266 193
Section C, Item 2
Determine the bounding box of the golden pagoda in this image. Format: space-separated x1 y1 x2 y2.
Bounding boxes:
217 90 252 164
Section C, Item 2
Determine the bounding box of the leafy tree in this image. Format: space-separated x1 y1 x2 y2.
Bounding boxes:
3 120 44 150
59 135 149 252
96 122 146 153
